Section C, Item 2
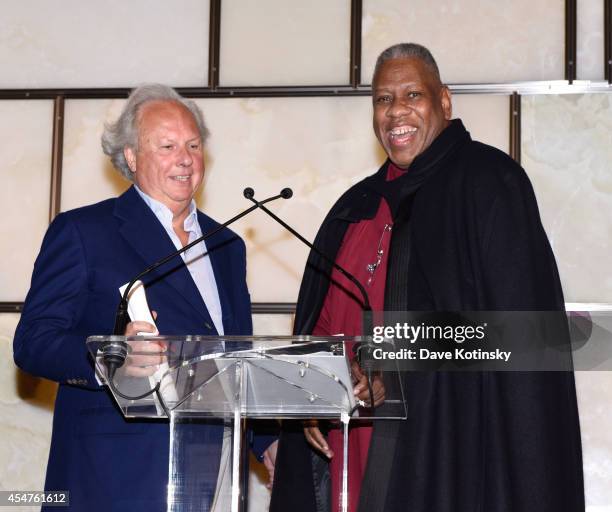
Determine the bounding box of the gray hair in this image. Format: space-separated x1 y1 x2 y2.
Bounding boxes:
101 84 209 181
373 43 442 85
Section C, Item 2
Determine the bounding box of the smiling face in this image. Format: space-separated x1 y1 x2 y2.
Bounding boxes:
124 100 204 218
372 57 452 169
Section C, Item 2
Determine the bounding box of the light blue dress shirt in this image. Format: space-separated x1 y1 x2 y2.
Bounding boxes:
134 185 224 335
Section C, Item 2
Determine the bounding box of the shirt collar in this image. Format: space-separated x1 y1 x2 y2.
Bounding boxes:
134 185 198 233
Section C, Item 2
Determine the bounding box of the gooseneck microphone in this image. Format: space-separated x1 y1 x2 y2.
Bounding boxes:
103 190 290 385
243 187 371 312
243 188 375 409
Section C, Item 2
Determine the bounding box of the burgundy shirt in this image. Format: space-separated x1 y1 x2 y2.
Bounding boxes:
312 163 404 512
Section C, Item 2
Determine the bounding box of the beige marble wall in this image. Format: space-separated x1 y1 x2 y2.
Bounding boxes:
60 94 509 303
522 93 612 303
195 96 384 302
219 0 350 86
253 314 294 336
522 94 612 509
198 95 509 302
0 100 52 301
61 99 130 212
0 0 209 88
577 0 605 81
59 96 378 301
0 314 56 511
452 94 509 153
362 0 565 84
576 371 612 510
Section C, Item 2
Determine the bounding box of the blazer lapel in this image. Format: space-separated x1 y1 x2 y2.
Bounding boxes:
114 187 215 328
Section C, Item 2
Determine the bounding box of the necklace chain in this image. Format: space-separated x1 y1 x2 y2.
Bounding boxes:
366 223 392 286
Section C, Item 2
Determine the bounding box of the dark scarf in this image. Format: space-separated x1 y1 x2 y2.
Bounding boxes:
364 118 470 219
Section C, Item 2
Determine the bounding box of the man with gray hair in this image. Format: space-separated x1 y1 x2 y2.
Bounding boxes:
271 43 584 512
14 84 253 511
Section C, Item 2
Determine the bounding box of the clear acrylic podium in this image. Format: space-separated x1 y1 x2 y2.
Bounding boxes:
86 335 406 512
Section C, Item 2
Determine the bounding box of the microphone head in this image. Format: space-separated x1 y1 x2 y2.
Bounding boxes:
243 187 255 199
102 340 128 368
280 188 293 199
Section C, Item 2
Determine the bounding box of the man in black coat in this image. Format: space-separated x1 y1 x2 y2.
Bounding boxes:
270 43 584 512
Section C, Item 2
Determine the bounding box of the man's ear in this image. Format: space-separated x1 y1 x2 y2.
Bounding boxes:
440 86 452 120
124 146 137 173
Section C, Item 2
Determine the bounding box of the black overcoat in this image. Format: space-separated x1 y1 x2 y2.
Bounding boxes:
270 120 584 512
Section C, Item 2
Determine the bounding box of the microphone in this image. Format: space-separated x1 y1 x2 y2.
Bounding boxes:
244 188 371 312
106 190 288 379
244 186 292 201
245 187 376 409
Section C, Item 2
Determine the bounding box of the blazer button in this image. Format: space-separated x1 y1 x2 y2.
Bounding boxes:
204 322 213 330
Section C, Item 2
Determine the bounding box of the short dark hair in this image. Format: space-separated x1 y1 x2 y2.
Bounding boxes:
373 43 442 85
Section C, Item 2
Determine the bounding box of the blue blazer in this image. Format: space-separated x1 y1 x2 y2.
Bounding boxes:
14 186 252 511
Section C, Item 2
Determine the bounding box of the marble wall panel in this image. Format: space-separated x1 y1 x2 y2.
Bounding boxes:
0 314 56 506
576 371 612 509
521 93 612 303
196 94 509 302
219 0 350 86
0 100 52 302
452 94 509 154
194 96 385 302
60 96 382 302
362 0 565 84
252 314 294 336
60 95 509 302
61 99 130 212
0 1 209 88
577 0 605 81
